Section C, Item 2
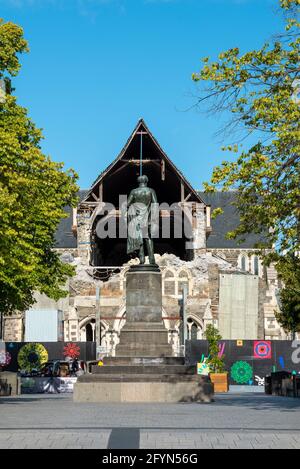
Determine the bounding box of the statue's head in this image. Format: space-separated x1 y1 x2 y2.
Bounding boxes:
137 175 148 186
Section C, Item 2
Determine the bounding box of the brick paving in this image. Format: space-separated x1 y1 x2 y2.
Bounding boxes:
0 393 300 449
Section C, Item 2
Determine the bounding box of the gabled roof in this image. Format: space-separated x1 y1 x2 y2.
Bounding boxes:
81 119 204 205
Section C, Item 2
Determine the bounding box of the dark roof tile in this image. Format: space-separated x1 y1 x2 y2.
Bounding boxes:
199 191 266 249
54 190 88 249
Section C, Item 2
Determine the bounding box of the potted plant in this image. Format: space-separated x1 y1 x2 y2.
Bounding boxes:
204 325 228 393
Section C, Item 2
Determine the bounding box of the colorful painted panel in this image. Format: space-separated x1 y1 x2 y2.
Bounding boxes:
186 340 300 386
254 341 272 359
231 361 253 384
63 343 80 359
0 351 12 367
0 342 96 373
197 361 210 376
18 343 48 372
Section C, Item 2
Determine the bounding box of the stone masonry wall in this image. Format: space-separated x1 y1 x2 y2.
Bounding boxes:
3 315 23 342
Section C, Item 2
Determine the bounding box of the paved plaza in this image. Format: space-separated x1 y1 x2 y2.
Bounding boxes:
1 393 300 449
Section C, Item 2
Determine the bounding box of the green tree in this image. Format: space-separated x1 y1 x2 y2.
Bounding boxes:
0 19 79 328
204 325 226 373
192 0 300 258
275 254 300 338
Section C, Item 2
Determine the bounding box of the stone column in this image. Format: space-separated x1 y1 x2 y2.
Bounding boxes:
77 210 92 265
202 299 213 332
186 203 207 254
67 305 79 342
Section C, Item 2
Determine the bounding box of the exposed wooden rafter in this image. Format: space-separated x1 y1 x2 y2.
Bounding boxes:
91 192 99 201
161 159 165 181
80 119 205 206
181 180 185 203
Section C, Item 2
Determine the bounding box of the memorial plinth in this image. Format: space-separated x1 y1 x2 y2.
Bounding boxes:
74 265 214 403
127 264 162 322
115 265 173 357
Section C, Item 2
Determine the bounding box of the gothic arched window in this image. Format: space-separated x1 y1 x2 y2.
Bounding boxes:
163 270 176 295
86 323 93 342
187 318 203 340
178 270 189 295
253 256 259 276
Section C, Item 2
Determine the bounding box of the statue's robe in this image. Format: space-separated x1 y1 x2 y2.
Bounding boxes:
126 187 158 255
127 201 151 254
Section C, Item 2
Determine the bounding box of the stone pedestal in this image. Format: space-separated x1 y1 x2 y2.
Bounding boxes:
126 264 162 322
115 265 173 357
74 264 214 403
74 373 214 403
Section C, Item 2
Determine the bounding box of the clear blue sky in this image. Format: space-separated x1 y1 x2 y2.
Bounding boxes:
1 0 284 189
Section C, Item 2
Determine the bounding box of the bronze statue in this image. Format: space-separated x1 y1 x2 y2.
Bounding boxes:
127 175 158 265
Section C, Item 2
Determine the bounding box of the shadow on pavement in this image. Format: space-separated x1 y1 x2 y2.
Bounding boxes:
213 393 300 411
0 395 71 404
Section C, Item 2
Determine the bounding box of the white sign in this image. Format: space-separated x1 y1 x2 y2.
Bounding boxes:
97 346 108 356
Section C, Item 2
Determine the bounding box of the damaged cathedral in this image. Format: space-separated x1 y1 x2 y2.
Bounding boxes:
3 119 287 349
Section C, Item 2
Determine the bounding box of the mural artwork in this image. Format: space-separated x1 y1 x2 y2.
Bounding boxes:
0 342 96 373
231 361 253 384
17 343 49 372
254 375 265 386
279 356 285 369
253 341 272 359
63 343 80 359
0 351 12 368
186 340 300 386
218 342 226 358
197 359 210 376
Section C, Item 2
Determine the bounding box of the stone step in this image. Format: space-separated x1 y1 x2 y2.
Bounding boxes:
120 322 168 331
78 373 208 383
116 336 171 347
74 375 214 403
115 344 173 357
103 356 185 366
91 365 197 375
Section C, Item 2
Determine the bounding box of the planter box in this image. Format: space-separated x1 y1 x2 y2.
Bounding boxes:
210 372 229 393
